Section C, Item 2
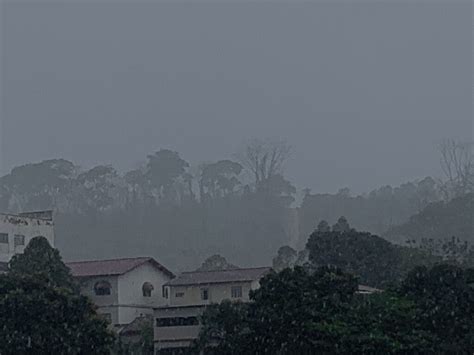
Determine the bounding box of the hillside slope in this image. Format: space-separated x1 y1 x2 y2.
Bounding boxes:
384 193 474 244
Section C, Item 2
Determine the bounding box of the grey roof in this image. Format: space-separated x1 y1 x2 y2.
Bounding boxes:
166 267 271 287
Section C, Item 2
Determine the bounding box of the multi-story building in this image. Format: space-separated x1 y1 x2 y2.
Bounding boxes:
67 257 174 327
0 210 55 270
154 267 271 353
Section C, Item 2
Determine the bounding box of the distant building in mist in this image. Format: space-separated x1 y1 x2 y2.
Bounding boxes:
0 210 55 271
66 257 174 327
154 267 271 353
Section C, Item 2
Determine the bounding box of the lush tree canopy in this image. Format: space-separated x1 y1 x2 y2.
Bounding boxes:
306 219 439 287
196 264 474 354
0 236 114 354
0 274 114 354
398 264 474 353
196 254 238 272
385 193 474 245
9 236 78 290
195 266 359 354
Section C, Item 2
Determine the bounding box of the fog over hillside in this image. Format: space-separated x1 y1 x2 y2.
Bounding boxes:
1 1 471 194
1 2 473 354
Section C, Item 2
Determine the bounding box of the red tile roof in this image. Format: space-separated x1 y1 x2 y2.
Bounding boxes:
66 257 174 278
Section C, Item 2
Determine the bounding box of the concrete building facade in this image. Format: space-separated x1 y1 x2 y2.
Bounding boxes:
154 267 271 353
0 210 55 265
67 257 174 327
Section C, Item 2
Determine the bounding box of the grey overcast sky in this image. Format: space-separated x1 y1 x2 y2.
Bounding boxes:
0 0 472 194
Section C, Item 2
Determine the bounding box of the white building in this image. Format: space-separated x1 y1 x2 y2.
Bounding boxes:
67 257 174 327
0 211 55 270
154 267 271 353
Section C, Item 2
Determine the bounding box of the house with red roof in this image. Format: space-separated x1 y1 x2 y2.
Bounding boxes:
67 257 174 327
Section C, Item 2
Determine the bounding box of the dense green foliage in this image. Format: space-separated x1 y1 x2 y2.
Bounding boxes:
9 236 78 290
197 217 474 354
248 267 357 354
385 193 474 245
0 237 114 354
398 264 474 352
0 275 114 354
305 219 438 287
195 300 252 354
195 267 359 354
403 236 474 269
196 254 238 271
338 293 435 353
116 316 154 355
298 177 440 244
196 265 474 354
196 263 474 354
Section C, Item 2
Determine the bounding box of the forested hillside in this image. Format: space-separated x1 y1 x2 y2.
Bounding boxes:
1 140 471 271
296 178 440 248
384 193 474 244
0 141 296 270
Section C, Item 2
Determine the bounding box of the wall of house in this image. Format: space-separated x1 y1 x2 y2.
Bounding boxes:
96 305 120 326
155 279 265 352
154 306 204 347
117 305 154 325
116 262 172 325
78 275 119 307
118 262 171 307
168 281 253 307
0 213 55 262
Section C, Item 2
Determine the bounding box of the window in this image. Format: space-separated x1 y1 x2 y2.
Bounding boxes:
231 286 242 298
175 292 184 298
14 235 25 247
142 282 154 297
201 288 209 300
162 286 169 299
156 317 198 327
0 233 8 244
94 280 112 296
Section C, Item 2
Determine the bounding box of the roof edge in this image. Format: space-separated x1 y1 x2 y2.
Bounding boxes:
66 257 175 278
181 266 271 275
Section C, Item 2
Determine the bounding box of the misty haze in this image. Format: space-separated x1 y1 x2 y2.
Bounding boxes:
0 1 472 354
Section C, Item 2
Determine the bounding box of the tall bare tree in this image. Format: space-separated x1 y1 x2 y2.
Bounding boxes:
438 139 473 200
237 138 291 187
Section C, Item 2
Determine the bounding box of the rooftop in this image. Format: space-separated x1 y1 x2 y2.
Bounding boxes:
357 285 383 294
66 257 174 278
166 267 272 287
0 210 54 222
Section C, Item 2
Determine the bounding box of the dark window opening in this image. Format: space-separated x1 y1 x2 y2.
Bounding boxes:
0 233 8 244
156 317 199 327
14 235 25 247
142 282 154 297
94 280 112 296
231 286 242 298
